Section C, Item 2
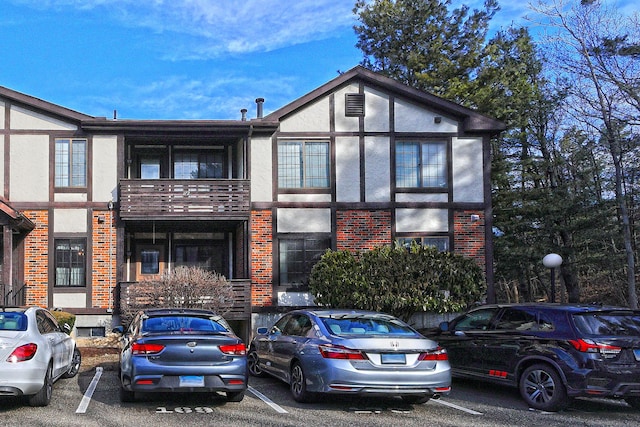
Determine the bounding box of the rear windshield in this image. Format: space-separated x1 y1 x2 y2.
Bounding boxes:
320 315 417 336
573 312 640 337
0 312 27 331
142 316 229 334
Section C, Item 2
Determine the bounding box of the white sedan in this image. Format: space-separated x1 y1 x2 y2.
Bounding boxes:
0 306 81 406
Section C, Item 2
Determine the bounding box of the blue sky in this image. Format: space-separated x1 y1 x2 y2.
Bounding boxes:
0 1 635 120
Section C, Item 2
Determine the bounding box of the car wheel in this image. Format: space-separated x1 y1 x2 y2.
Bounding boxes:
62 347 82 379
119 385 136 402
519 363 568 412
290 362 314 403
625 397 640 409
226 390 245 402
28 363 53 407
247 349 266 377
401 394 431 404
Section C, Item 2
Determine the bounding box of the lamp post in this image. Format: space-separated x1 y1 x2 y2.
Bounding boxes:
543 253 563 303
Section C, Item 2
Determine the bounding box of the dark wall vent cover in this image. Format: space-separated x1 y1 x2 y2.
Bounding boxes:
345 93 365 117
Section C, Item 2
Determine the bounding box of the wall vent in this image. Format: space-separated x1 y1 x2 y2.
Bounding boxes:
345 93 365 117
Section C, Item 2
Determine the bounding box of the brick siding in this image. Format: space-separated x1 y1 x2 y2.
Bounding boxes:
250 210 273 306
337 210 392 252
91 211 116 309
454 210 486 270
23 210 49 307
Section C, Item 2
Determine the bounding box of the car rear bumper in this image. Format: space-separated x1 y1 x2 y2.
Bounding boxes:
306 359 451 396
123 373 247 393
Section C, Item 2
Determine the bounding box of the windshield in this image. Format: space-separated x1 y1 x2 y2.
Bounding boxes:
573 312 640 337
0 312 27 331
142 316 229 334
320 315 417 336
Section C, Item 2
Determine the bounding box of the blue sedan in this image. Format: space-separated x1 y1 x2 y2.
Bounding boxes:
248 309 451 403
113 308 247 402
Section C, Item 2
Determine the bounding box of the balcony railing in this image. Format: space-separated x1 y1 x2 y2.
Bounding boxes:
117 279 251 321
119 179 250 220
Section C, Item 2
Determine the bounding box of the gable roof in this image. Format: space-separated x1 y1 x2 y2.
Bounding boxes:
0 85 94 123
262 65 506 134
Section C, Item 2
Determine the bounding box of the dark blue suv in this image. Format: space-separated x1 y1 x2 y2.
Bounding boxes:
426 303 640 411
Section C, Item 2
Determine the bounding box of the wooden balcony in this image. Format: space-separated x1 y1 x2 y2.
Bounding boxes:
117 279 251 321
119 179 250 221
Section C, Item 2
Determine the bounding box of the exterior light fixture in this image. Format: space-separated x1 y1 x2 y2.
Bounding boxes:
542 253 563 303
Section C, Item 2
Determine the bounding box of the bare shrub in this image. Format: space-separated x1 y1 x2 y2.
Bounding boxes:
121 266 235 326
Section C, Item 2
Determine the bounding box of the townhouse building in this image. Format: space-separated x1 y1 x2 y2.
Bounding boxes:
0 66 504 340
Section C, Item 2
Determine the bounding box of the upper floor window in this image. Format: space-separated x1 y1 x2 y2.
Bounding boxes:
55 138 87 188
54 238 86 287
278 140 329 189
396 141 447 188
174 151 224 179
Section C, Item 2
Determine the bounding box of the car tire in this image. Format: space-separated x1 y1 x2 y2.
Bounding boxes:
247 349 266 377
62 347 82 379
290 362 314 403
226 390 245 402
28 363 53 407
401 394 432 404
625 397 640 409
519 363 568 412
119 385 136 402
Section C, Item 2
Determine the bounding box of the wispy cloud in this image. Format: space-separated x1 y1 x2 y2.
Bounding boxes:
13 0 357 58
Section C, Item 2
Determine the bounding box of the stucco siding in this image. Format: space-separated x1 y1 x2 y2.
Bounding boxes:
276 208 331 233
452 137 484 203
396 208 448 233
10 135 49 201
363 86 390 133
394 98 458 133
250 136 273 202
364 136 390 202
92 135 118 202
278 194 332 203
53 209 87 233
0 101 5 128
336 136 360 202
279 97 330 133
334 84 360 133
10 105 77 131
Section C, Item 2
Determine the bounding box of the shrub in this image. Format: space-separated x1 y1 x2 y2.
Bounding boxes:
120 266 235 327
309 243 485 321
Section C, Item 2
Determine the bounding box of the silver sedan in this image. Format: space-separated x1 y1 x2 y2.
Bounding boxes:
248 309 451 403
0 306 81 406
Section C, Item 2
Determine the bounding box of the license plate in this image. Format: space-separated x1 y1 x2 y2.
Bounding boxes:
634 349 640 361
381 353 406 364
179 375 204 387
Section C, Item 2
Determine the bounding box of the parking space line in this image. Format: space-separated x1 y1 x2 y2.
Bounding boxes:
433 398 484 415
76 367 103 414
247 386 289 414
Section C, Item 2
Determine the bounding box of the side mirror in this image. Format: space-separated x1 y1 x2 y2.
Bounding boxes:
257 327 268 334
112 326 125 334
439 321 449 332
63 323 72 334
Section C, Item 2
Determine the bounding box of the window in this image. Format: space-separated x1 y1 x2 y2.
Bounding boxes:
174 151 224 179
55 239 86 287
398 237 449 252
55 138 87 188
140 157 161 179
396 141 447 188
278 141 329 189
279 236 331 287
174 243 225 275
452 308 499 331
140 249 160 274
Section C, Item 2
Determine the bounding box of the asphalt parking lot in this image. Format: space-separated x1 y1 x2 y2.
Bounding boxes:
1 364 639 427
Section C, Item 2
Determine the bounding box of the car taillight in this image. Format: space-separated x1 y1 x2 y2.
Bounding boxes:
7 343 38 363
219 343 247 355
569 339 621 357
319 344 367 360
418 346 449 361
132 343 165 355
